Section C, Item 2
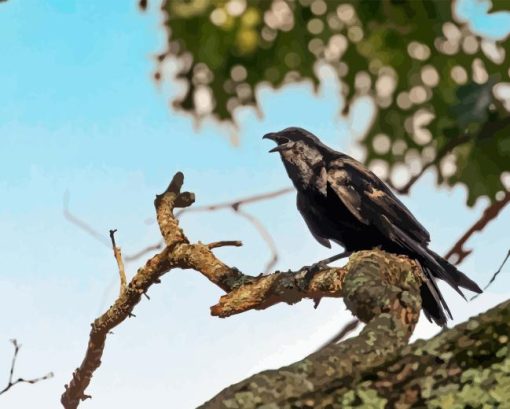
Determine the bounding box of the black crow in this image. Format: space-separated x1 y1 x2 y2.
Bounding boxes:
264 127 482 326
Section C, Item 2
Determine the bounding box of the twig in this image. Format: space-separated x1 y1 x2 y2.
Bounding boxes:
314 318 360 352
109 229 127 295
234 207 278 274
471 248 510 301
445 191 510 265
175 187 293 215
0 340 53 396
175 186 292 274
207 240 243 249
63 191 110 247
124 241 164 262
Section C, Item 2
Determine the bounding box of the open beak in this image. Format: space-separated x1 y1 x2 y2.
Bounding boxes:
263 132 289 153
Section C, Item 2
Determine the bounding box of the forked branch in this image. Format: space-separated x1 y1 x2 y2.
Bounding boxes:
0 340 53 396
61 172 424 408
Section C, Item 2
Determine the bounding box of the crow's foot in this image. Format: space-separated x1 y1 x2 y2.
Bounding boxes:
300 261 329 286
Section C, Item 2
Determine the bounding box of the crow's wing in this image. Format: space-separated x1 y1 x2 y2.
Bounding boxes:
326 157 453 324
326 157 431 246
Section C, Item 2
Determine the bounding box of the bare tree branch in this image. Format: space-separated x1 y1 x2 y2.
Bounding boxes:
207 240 243 249
233 207 278 274
175 186 292 273
0 340 53 396
124 241 164 262
175 187 293 215
124 187 292 263
61 172 423 408
445 190 510 265
109 229 127 295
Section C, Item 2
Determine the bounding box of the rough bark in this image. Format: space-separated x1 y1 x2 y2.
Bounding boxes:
201 299 510 409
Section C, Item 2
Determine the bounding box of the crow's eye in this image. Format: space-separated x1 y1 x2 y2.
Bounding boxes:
279 137 289 144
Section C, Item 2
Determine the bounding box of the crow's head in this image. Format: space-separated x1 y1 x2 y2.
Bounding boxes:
263 127 322 154
263 127 326 189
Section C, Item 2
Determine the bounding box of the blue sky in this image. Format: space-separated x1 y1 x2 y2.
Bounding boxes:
0 1 509 408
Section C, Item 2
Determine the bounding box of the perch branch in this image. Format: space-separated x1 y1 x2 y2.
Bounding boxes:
61 172 424 408
201 250 424 408
0 339 53 396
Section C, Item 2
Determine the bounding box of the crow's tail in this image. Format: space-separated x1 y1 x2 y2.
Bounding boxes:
417 249 482 326
427 249 483 294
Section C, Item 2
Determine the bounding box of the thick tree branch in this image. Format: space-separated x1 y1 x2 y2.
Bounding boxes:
205 298 510 409
201 250 424 408
0 340 53 396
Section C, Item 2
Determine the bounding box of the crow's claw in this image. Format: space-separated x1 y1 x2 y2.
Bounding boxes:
300 261 328 286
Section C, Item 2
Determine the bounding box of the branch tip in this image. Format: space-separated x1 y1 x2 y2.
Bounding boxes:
175 191 195 208
109 229 127 295
208 240 243 249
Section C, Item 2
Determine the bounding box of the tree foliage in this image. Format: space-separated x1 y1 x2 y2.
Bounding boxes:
158 0 510 206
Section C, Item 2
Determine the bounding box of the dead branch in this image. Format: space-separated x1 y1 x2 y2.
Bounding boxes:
124 241 163 262
207 240 243 249
445 190 510 265
0 340 53 396
175 187 293 215
124 187 292 263
109 229 127 295
175 186 292 273
61 172 423 408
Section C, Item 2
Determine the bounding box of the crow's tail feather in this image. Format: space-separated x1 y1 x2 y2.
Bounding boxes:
428 249 483 294
417 250 482 326
419 264 451 327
